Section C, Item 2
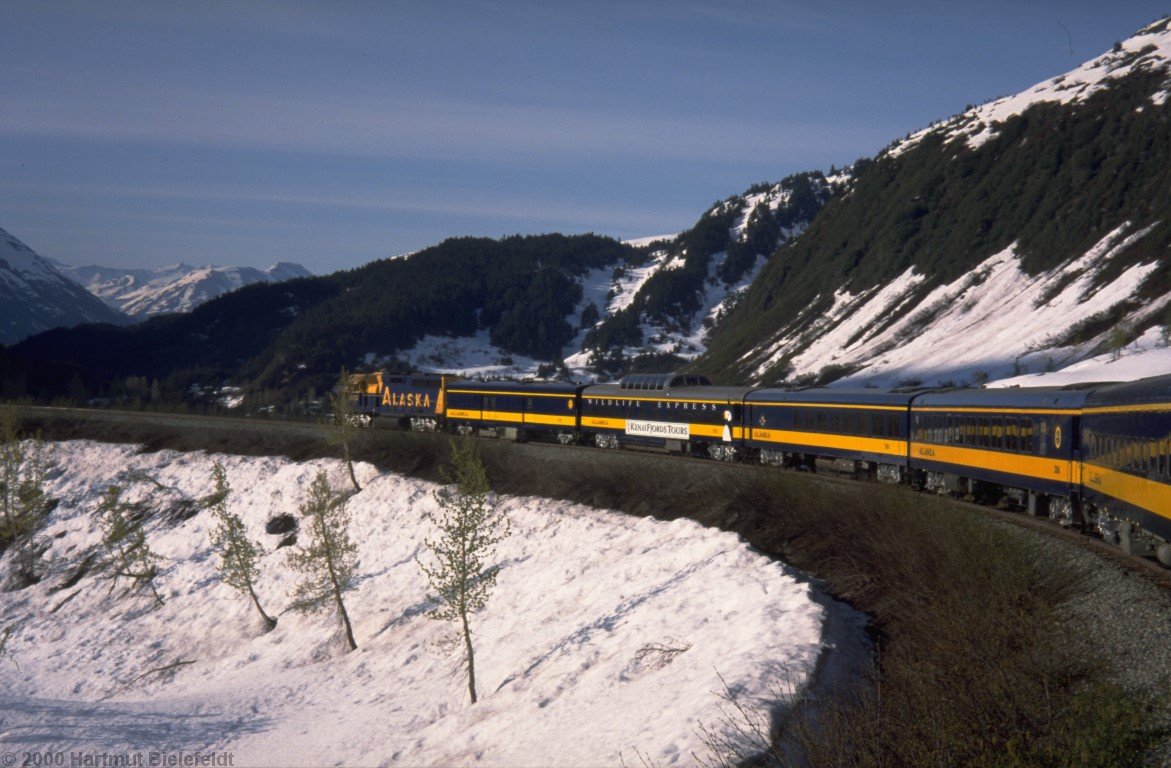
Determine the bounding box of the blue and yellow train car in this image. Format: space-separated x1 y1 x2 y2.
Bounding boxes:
908 386 1092 519
743 388 916 482
1081 374 1171 564
347 372 447 430
580 373 753 459
444 379 583 443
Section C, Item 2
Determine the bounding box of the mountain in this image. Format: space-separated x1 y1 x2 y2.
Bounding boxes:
697 16 1171 387
0 227 128 346
55 261 313 317
8 16 1171 405
5 234 643 402
561 171 844 377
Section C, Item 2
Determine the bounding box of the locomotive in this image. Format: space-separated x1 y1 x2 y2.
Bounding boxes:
348 370 1171 566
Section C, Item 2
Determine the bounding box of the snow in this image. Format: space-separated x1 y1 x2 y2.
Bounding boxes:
745 223 1169 388
57 262 313 317
890 18 1171 157
609 252 671 314
989 326 1171 388
730 188 794 242
748 268 926 381
0 226 129 343
0 228 65 286
0 442 834 766
390 328 551 380
623 235 677 249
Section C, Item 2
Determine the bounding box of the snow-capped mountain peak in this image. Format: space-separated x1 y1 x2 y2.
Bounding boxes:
0 226 129 344
57 260 314 318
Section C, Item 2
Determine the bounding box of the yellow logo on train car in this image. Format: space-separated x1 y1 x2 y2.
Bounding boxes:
382 388 432 409
1054 426 1063 450
567 398 575 410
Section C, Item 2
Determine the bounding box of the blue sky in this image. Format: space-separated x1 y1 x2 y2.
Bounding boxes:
2 1 1167 274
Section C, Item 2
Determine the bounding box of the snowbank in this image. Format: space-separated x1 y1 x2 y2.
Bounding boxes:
0 442 829 766
988 326 1171 388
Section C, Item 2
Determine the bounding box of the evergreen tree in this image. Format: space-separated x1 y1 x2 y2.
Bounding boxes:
208 462 276 632
98 485 165 606
289 470 358 651
417 440 510 704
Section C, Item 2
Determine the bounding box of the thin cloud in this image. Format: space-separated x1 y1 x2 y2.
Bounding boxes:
2 178 687 234
0 79 877 165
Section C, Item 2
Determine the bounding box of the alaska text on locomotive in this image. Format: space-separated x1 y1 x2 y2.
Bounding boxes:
625 420 690 439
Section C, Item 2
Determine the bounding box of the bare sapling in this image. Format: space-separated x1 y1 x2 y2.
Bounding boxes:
327 368 362 493
417 439 510 704
289 470 359 651
0 408 53 586
208 462 276 632
98 485 165 606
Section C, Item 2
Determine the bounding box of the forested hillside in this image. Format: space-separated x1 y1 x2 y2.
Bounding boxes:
5 234 641 404
698 18 1171 385
575 171 842 375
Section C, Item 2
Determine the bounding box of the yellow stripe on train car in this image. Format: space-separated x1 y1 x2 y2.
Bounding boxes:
1083 463 1171 522
685 424 746 440
583 416 625 430
751 429 907 458
448 388 573 399
754 402 906 412
481 410 524 423
910 442 1071 483
524 413 577 427
914 406 1081 416
1083 402 1171 416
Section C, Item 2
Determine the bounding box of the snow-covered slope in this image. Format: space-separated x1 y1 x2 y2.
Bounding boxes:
57 261 312 317
0 442 844 765
0 227 128 345
891 17 1171 157
988 325 1171 388
719 18 1171 389
744 223 1170 388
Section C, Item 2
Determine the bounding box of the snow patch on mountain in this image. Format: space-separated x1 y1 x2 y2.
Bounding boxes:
989 325 1171 388
891 16 1171 156
381 329 551 379
0 442 841 766
58 261 312 317
742 222 1169 388
0 226 128 344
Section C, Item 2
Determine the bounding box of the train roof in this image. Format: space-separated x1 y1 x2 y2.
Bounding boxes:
746 387 923 406
582 381 755 402
912 385 1096 410
446 379 583 395
1084 373 1171 407
614 372 711 390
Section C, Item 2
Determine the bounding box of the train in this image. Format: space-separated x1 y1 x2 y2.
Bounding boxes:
347 370 1171 567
